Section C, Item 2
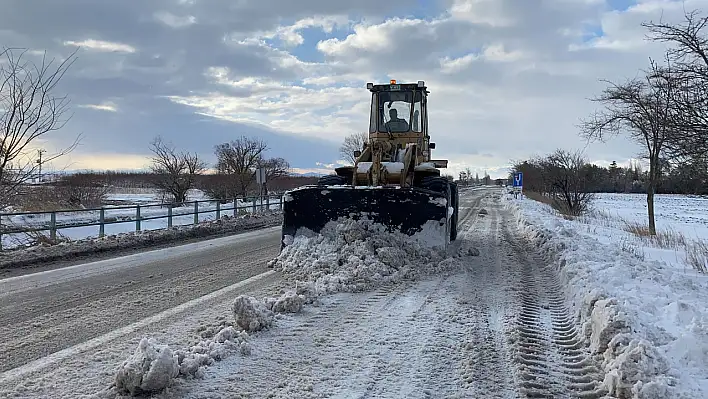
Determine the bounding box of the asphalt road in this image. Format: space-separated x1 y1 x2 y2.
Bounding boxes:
0 226 281 372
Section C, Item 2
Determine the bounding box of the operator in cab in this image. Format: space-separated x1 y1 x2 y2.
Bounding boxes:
384 108 409 132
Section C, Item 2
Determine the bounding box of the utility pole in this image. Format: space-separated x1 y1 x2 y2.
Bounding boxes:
36 149 46 183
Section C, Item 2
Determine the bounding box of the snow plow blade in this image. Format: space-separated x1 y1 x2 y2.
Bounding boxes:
280 185 451 250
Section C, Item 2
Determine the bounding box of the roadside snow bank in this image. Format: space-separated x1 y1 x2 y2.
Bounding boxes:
270 217 464 298
504 194 708 398
0 212 282 268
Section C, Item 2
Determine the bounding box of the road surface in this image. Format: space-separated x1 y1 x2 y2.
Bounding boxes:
0 227 282 373
0 188 607 398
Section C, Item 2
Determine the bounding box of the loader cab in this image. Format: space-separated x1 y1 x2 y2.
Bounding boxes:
366 80 433 160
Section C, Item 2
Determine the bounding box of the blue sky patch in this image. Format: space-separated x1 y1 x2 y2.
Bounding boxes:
606 0 637 12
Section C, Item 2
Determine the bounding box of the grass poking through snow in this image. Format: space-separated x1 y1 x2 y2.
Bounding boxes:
685 240 708 274
622 221 687 250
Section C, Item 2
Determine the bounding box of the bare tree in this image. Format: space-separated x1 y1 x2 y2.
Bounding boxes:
149 136 206 204
579 59 678 234
262 157 289 180
339 132 368 164
541 150 595 215
0 47 81 207
214 136 268 196
642 10 708 161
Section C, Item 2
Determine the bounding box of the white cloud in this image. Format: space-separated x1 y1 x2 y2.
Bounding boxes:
440 43 526 73
448 0 517 27
78 101 119 112
153 11 197 28
18 0 708 175
63 39 136 53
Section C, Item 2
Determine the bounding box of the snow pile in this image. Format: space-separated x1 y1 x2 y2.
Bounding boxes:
174 326 251 378
114 326 250 396
111 289 305 396
270 217 464 298
0 211 283 268
115 338 179 396
503 193 708 398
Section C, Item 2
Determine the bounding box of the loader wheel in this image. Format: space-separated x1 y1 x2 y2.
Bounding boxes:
317 175 347 186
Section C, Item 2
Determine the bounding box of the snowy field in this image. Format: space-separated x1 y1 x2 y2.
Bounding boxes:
506 191 708 397
0 189 283 250
593 193 708 242
1 187 706 398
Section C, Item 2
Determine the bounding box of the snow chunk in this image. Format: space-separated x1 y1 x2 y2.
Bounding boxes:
602 335 673 398
232 295 275 332
589 298 632 354
115 338 179 396
114 325 252 395
265 290 306 313
174 326 250 379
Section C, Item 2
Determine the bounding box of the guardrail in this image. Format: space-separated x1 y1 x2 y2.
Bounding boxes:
0 195 284 251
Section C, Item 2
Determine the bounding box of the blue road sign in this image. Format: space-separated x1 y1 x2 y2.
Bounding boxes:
513 172 523 187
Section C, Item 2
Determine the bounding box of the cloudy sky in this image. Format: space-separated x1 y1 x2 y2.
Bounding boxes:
1 0 705 178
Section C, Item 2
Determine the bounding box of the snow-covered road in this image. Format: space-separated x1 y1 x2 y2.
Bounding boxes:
153 190 606 399
0 227 282 374
0 188 608 398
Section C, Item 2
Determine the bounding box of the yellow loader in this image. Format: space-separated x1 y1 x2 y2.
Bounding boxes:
280 80 459 250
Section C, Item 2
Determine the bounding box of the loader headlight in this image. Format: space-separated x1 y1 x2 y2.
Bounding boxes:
367 82 373 89
417 80 424 87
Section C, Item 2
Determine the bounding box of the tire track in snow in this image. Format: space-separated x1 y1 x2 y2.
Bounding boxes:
458 205 521 398
502 209 607 398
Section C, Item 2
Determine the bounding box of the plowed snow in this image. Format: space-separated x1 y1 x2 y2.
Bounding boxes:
138 190 611 398
271 216 464 296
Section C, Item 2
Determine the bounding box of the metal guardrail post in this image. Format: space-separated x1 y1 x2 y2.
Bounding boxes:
50 212 56 241
266 196 270 211
233 198 237 217
99 208 105 238
216 201 221 219
279 195 283 210
136 205 141 231
252 198 256 214
167 206 173 228
194 201 198 224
